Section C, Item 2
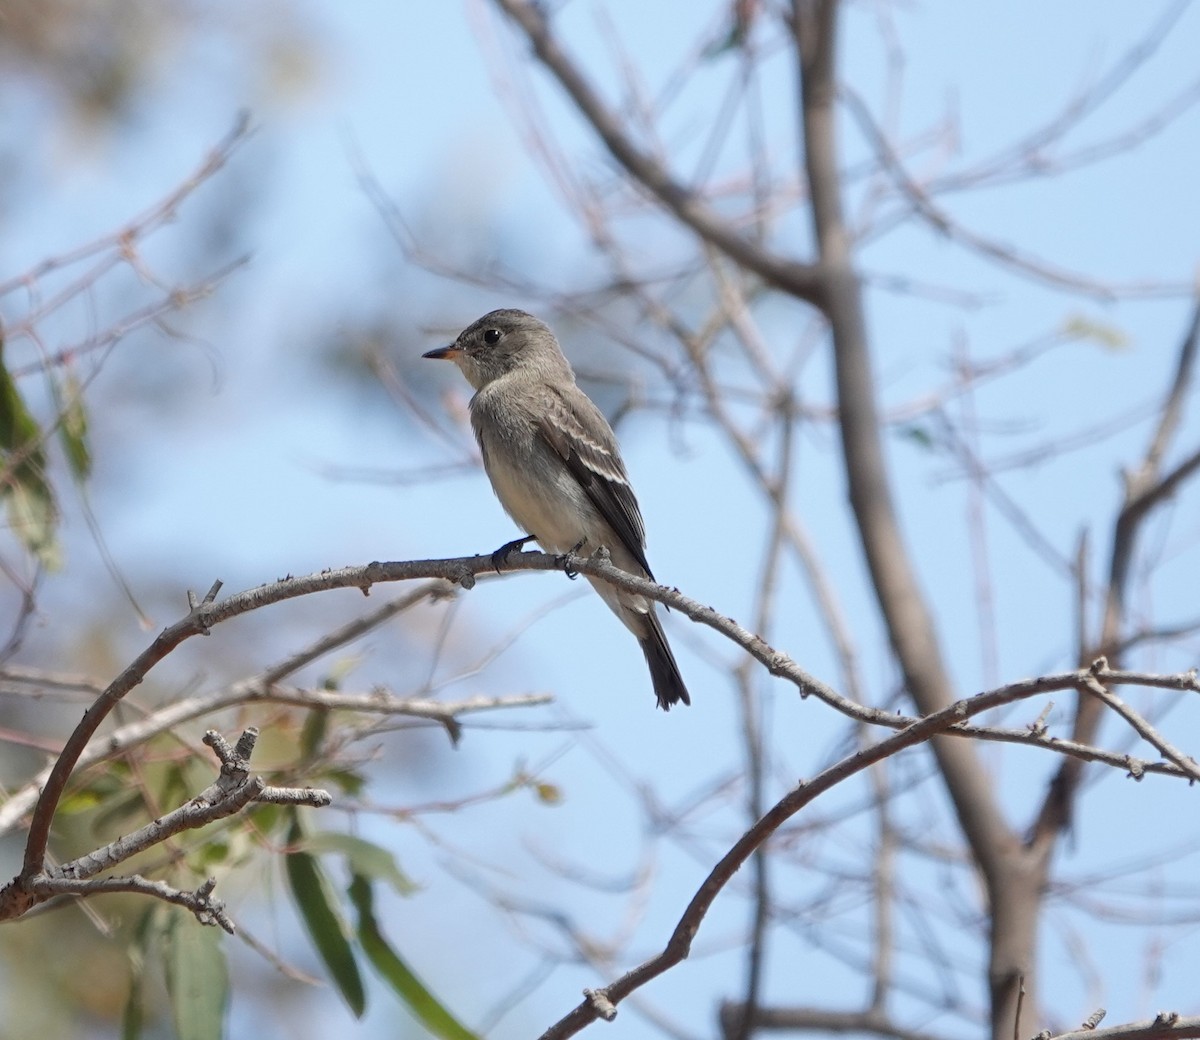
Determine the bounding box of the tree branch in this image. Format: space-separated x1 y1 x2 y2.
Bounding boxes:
491 0 825 304
721 1003 955 1040
534 653 1181 1040
3 546 1193 996
2 727 327 926
843 88 1177 300
1029 299 1200 848
1040 1011 1200 1040
28 875 235 932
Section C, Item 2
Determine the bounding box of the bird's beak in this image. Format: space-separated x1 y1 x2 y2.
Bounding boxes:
422 343 461 361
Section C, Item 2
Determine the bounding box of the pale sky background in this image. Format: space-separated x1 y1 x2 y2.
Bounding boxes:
2 2 1200 1038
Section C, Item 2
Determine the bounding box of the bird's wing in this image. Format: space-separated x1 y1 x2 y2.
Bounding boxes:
537 385 653 578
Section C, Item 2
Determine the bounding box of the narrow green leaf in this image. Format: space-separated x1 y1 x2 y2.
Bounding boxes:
92 790 148 834
1062 314 1129 350
300 706 329 760
195 838 230 868
323 654 363 690
60 766 132 814
533 782 563 805
701 24 745 60
896 423 937 452
0 345 59 565
155 761 194 814
296 832 417 895
121 908 155 1040
247 802 281 836
349 874 479 1040
121 960 144 1040
163 909 229 1040
58 790 105 814
285 812 366 1017
0 339 39 453
58 377 92 480
322 767 366 796
4 461 59 567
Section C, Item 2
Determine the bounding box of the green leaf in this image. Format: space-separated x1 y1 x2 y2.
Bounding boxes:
0 342 59 566
195 839 230 868
1062 314 1129 350
59 764 131 814
0 339 39 454
163 908 229 1040
247 802 281 836
322 654 363 690
300 707 329 759
285 812 366 1017
321 767 367 796
349 874 479 1040
896 423 937 452
533 781 563 805
155 761 195 814
92 790 148 834
121 908 155 1040
58 376 92 480
58 789 106 814
296 832 417 896
4 463 59 567
701 24 745 59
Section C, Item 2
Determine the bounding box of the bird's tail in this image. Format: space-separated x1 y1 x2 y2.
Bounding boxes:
640 611 690 710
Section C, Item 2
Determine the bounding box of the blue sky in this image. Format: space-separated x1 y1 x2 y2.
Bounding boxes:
3 2 1200 1037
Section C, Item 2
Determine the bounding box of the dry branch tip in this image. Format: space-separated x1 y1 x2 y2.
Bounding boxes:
583 988 617 1021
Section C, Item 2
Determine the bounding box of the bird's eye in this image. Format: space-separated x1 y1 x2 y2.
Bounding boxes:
483 328 502 345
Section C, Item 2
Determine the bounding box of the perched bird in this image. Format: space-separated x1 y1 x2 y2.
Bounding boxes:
423 309 690 710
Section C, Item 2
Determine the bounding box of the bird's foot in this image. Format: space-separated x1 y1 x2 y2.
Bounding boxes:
491 535 537 573
555 539 587 579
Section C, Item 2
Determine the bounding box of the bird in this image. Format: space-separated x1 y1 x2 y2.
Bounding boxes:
423 309 690 710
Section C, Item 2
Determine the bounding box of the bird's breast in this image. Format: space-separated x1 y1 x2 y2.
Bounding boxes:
471 395 594 554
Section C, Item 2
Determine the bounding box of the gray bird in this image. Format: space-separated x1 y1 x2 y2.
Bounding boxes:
423 309 690 710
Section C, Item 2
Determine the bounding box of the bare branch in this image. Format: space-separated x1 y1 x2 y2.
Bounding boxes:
0 679 551 839
1031 299 1200 851
1081 671 1200 782
927 1 1195 194
843 88 1187 300
721 1003 954 1040
0 111 251 300
4 543 1190 936
260 580 461 685
2 726 326 926
1041 1011 1200 1040
536 659 1126 1039
28 874 235 933
1106 301 1200 646
491 0 825 304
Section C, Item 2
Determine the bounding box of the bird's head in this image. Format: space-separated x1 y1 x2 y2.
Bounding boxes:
423 309 572 389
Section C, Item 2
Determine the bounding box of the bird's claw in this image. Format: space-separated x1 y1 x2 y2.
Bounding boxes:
555 539 587 580
491 535 536 573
